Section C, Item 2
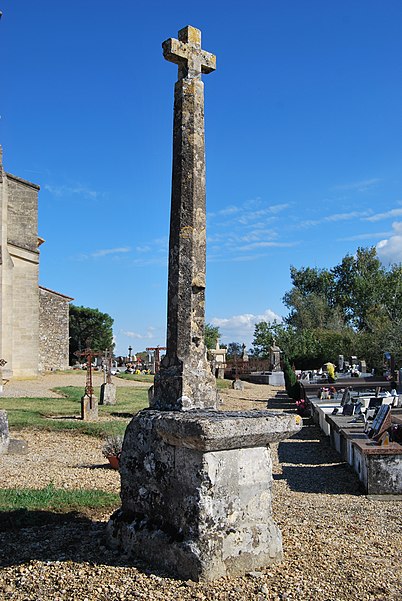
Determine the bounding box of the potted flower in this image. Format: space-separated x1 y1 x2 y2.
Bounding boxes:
102 435 124 470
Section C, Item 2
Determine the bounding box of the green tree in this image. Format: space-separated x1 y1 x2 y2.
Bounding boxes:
281 246 402 371
69 305 114 364
204 323 220 349
226 342 243 359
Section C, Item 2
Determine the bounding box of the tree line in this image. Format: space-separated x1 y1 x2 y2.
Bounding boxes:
252 247 402 372
206 247 401 372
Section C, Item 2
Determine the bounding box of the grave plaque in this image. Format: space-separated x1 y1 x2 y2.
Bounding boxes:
368 404 392 440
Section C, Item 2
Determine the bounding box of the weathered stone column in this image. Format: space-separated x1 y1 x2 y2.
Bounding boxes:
108 26 302 582
151 26 218 411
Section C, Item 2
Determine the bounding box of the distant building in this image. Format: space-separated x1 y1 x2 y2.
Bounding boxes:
0 147 72 378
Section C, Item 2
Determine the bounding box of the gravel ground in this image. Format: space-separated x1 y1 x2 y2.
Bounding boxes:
1 374 401 600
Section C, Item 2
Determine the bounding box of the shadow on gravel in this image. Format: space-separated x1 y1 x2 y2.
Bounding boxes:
276 420 362 496
0 510 123 568
276 464 361 495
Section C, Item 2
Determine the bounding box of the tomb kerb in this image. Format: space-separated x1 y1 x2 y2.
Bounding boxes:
108 26 301 582
151 25 218 411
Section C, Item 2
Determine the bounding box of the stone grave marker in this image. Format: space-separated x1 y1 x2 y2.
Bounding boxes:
368 404 392 441
107 26 301 581
0 409 9 455
100 349 116 405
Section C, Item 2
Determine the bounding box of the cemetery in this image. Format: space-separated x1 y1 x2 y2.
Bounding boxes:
1 12 402 601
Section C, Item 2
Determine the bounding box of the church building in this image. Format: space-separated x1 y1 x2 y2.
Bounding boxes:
0 147 72 379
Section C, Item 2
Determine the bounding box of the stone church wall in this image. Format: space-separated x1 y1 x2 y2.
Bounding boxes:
7 174 39 252
39 287 71 372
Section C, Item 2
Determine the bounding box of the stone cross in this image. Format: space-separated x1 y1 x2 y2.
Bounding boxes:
151 26 218 411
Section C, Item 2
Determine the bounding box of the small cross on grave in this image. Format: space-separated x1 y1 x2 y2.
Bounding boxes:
74 348 98 421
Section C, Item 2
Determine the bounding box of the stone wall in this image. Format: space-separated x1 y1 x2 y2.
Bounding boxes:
6 174 39 252
39 287 71 372
11 251 40 376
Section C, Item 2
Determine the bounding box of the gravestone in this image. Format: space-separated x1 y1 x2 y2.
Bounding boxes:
100 350 116 405
107 26 301 581
209 338 227 379
368 404 392 441
0 409 28 455
0 409 9 455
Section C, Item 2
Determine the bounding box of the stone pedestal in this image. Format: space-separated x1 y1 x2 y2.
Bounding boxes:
0 409 9 455
100 382 116 405
81 394 98 421
108 409 301 581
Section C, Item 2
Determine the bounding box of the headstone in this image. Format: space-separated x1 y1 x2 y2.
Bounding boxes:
81 393 98 421
99 350 116 405
0 409 27 455
0 409 10 455
232 377 244 391
368 404 392 440
107 26 301 582
269 341 282 372
99 382 116 405
209 338 227 379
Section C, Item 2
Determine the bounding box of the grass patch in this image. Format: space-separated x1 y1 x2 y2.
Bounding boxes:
1 386 148 437
216 379 232 390
116 373 154 384
0 484 119 512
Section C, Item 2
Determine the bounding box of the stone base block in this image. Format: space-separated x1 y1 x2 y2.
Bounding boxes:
100 383 116 405
81 394 98 421
107 409 301 581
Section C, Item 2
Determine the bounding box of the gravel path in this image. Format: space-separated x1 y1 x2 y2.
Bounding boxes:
1 375 401 600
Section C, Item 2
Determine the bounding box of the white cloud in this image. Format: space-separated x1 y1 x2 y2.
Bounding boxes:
44 183 99 200
210 308 282 347
333 178 381 192
297 210 373 230
238 241 297 251
365 207 402 222
376 222 402 264
325 210 369 222
91 247 131 258
122 327 155 340
337 231 390 242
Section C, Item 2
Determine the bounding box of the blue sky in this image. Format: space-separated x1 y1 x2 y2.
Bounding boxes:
2 1 402 354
